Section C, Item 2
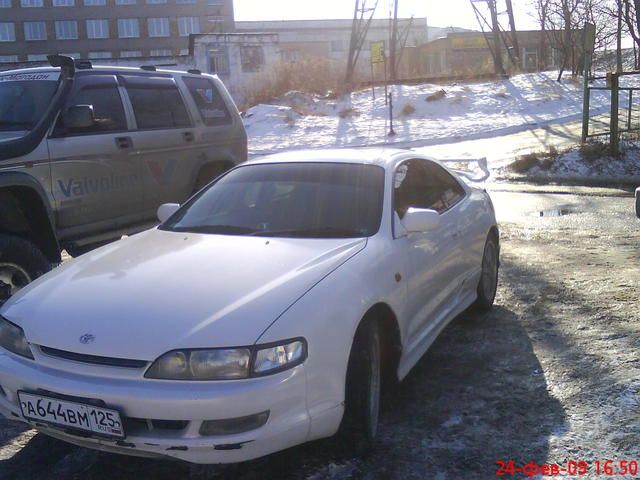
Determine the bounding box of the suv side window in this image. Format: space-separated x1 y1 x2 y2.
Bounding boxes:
182 76 231 126
55 77 127 136
124 77 191 129
394 159 465 218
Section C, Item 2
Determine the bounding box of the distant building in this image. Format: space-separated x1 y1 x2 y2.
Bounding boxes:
419 30 567 77
0 0 234 64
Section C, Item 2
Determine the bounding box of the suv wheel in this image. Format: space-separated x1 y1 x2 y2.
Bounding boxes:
473 233 499 312
0 235 52 300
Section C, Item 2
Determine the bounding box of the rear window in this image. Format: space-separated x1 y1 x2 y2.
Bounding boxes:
183 76 231 126
125 78 191 129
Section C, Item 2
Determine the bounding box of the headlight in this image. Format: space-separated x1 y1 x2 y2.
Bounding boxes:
0 316 34 360
253 339 305 376
145 338 307 381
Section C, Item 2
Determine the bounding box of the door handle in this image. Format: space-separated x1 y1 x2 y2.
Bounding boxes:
182 131 195 142
115 136 133 149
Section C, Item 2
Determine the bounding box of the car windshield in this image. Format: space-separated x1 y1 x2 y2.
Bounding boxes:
162 162 385 238
0 72 60 135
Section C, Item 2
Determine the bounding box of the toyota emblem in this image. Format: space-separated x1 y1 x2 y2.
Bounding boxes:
79 334 95 344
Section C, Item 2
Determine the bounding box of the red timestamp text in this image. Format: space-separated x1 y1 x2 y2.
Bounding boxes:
496 459 639 477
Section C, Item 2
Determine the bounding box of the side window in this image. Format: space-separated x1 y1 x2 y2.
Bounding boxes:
125 81 191 129
422 161 466 209
182 76 231 126
56 81 127 135
394 159 463 218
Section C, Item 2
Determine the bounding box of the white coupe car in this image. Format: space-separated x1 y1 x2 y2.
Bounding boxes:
0 149 499 464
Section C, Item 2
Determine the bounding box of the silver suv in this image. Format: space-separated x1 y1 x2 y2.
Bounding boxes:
0 56 247 301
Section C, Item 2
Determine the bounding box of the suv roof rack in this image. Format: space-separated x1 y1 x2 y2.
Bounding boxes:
74 60 93 70
140 65 157 71
187 69 201 75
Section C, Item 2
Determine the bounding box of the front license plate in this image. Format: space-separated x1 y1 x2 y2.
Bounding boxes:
18 392 124 439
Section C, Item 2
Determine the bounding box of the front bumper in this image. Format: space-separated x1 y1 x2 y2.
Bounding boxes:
0 350 311 464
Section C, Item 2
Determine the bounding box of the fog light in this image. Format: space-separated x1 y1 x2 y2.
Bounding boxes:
199 411 269 436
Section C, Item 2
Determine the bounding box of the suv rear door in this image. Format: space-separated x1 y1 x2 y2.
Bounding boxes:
47 74 144 237
119 74 198 214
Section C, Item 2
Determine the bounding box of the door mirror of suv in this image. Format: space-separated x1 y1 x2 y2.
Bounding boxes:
63 105 95 130
402 208 440 233
157 203 180 223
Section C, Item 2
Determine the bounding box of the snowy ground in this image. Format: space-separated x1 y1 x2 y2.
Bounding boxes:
244 72 612 156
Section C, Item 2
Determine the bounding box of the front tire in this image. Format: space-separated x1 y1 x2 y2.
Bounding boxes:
0 235 51 300
635 187 639 218
473 233 499 312
338 318 381 454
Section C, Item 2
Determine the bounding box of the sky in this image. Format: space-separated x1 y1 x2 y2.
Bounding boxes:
233 0 539 31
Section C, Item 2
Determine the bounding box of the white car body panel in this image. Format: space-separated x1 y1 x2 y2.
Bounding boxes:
0 148 498 463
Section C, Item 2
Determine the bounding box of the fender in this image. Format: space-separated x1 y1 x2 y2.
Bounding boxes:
0 75 73 161
0 171 60 262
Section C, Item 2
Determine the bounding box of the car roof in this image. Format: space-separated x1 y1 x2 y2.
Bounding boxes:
245 148 416 169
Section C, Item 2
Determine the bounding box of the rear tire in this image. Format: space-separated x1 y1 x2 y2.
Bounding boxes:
337 318 381 455
192 163 231 195
473 233 499 312
0 234 51 300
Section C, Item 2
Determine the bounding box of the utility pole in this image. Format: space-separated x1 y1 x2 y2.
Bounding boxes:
505 0 520 68
488 0 505 76
389 0 400 81
345 0 380 88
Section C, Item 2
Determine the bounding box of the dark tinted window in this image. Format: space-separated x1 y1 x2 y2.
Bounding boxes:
183 76 231 126
394 159 465 217
126 82 191 129
163 163 385 238
57 82 127 135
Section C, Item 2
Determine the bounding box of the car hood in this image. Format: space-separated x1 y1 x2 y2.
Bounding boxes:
1 229 366 361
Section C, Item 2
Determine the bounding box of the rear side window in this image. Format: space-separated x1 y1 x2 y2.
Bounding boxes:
124 77 191 129
182 76 231 126
56 76 127 135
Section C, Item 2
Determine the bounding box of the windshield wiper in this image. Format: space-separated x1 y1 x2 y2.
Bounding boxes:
249 227 366 238
166 225 259 235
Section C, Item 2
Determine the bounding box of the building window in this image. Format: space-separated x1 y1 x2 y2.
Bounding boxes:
206 16 225 24
147 17 169 37
331 40 344 52
20 0 43 7
115 0 136 4
179 49 189 55
24 21 47 41
207 0 223 4
177 17 200 37
27 53 47 61
55 20 78 39
0 55 18 62
208 47 229 74
146 0 167 3
120 50 142 57
0 23 16 42
0 0 11 8
117 18 139 38
53 0 74 6
240 46 264 73
89 51 112 58
150 49 171 56
60 52 80 58
176 0 195 3
84 0 106 5
86 19 109 39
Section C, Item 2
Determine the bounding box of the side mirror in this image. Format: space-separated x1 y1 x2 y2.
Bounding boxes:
157 203 180 223
401 208 440 233
63 105 95 129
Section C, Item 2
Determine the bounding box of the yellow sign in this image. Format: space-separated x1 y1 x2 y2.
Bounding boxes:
451 35 489 50
370 41 385 64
